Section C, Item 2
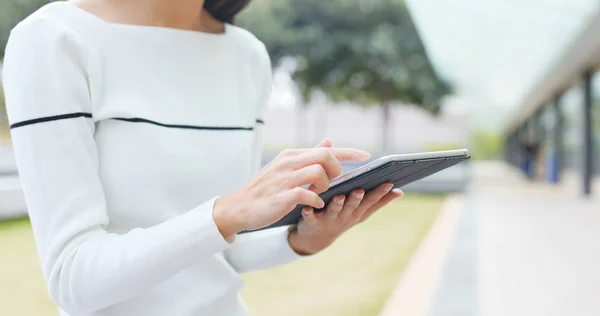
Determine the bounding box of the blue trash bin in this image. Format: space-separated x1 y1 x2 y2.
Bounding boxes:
547 152 558 183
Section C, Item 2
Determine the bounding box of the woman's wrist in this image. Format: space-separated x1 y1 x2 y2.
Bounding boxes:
213 196 243 242
288 228 321 256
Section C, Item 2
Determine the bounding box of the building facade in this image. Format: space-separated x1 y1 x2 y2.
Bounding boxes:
505 10 600 196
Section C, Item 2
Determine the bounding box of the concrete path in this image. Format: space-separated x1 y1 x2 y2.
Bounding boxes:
475 163 600 316
379 194 466 316
381 161 600 316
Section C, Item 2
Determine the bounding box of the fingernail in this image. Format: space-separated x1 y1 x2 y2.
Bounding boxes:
360 151 371 159
392 188 404 196
354 191 364 199
334 196 345 204
302 207 312 216
382 183 393 191
318 199 325 208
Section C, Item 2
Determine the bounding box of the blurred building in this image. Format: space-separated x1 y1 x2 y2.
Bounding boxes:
263 103 469 153
504 9 600 197
259 103 470 195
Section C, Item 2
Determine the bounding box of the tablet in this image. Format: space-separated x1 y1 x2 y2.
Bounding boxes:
242 149 470 233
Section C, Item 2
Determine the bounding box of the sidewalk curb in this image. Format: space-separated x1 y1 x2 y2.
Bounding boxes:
379 194 465 316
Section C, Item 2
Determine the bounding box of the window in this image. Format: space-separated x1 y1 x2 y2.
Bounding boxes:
592 72 600 175
540 104 555 152
538 104 556 180
561 83 584 172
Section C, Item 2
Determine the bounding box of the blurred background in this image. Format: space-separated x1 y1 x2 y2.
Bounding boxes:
1 0 599 315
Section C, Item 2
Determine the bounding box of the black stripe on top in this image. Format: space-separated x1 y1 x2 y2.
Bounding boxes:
10 113 265 130
10 112 93 129
112 117 254 131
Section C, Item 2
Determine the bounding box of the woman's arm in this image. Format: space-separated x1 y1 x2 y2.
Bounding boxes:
3 18 233 315
220 43 404 267
223 226 302 273
222 120 304 273
222 46 305 273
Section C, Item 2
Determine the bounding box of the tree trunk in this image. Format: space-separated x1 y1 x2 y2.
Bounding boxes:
315 104 327 145
382 100 391 152
296 104 307 147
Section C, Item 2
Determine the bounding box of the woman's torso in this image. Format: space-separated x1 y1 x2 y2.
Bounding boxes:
39 3 266 315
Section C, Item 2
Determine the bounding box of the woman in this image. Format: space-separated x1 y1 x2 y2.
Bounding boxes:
2 0 404 315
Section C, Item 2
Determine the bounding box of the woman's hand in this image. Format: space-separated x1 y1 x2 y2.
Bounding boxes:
287 138 404 255
287 184 404 255
213 145 371 241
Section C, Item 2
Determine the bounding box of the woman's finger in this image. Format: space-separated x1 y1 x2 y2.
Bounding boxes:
285 148 370 176
315 138 332 148
325 195 345 218
287 148 342 179
355 183 393 217
328 148 370 162
301 207 319 226
340 189 364 217
281 147 369 160
286 187 325 209
360 189 403 222
291 164 330 193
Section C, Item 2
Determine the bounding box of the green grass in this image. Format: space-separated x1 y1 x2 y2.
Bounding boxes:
0 217 58 316
0 126 10 145
0 195 444 316
242 195 444 316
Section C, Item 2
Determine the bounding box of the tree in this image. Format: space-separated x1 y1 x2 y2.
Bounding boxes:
239 0 451 151
471 131 503 161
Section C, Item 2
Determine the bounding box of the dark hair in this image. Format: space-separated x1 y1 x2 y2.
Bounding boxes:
203 0 252 24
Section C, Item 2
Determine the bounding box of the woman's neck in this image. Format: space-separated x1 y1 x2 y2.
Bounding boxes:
70 0 225 33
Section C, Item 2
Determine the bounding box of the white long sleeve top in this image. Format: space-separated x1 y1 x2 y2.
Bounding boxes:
2 2 301 315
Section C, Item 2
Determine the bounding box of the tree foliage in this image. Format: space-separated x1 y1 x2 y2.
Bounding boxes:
0 0 452 133
471 131 503 160
238 0 451 113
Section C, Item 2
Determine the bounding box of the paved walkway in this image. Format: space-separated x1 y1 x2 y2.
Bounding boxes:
382 161 600 316
474 163 600 316
380 194 465 316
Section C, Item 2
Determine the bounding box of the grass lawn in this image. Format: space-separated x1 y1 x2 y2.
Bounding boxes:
242 195 444 316
0 128 10 145
0 195 444 316
0 217 58 316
